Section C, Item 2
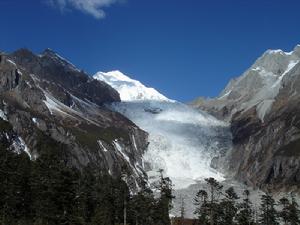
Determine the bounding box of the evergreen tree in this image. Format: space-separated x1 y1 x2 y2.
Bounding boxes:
154 169 174 225
0 129 32 225
236 190 255 225
205 177 223 225
194 189 209 224
279 197 290 225
287 194 300 225
129 184 156 225
180 195 185 225
259 192 279 225
219 187 239 225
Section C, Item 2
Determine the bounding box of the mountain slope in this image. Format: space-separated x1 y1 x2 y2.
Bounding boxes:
191 45 300 122
0 49 148 187
191 44 300 192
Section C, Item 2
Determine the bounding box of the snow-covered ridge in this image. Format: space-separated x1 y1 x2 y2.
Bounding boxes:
93 70 172 102
217 44 300 121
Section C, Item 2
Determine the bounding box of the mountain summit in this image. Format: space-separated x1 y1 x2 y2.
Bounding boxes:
191 44 300 191
94 70 171 102
0 49 148 187
192 44 300 122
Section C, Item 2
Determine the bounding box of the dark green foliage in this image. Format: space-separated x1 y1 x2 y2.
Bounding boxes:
152 169 175 225
236 190 255 225
193 178 298 225
258 192 279 225
279 197 290 224
0 147 31 225
128 185 156 225
218 187 239 225
288 195 300 225
194 177 225 225
194 189 209 224
0 131 169 225
279 194 300 225
0 119 13 133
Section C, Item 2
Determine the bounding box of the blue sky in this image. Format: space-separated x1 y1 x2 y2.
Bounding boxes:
1 0 300 102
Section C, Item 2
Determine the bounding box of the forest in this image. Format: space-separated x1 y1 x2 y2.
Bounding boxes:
0 122 173 225
0 117 299 225
192 178 300 225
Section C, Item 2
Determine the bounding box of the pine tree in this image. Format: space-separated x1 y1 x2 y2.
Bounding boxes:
287 194 300 225
0 141 32 225
194 189 209 224
219 187 239 225
259 192 279 225
205 177 223 225
279 197 290 225
236 190 255 225
180 195 185 225
129 184 156 225
154 169 174 225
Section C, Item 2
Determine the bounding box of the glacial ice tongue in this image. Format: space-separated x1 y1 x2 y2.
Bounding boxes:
110 100 231 189
94 71 232 189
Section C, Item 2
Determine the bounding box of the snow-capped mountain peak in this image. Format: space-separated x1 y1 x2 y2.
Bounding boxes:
93 70 172 102
193 44 300 122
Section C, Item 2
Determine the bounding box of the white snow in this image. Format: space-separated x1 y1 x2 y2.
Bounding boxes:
282 60 299 76
19 137 32 159
230 57 300 121
218 90 232 99
11 137 32 159
110 100 230 190
94 70 172 102
43 91 86 121
131 134 138 150
268 49 283 54
97 140 108 152
0 109 8 121
113 139 130 163
252 67 261 71
113 139 143 180
43 93 72 117
32 118 38 124
256 100 275 122
254 60 299 121
96 70 231 189
7 59 16 66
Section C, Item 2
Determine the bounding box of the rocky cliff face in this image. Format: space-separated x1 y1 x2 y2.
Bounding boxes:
0 49 148 188
191 45 300 192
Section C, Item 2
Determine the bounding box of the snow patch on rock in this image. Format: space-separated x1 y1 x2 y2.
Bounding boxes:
0 109 8 121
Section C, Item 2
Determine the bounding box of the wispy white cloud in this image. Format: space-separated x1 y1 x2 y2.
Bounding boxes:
46 0 120 19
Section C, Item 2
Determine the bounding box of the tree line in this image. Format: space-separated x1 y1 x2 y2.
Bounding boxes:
0 123 174 225
193 177 300 225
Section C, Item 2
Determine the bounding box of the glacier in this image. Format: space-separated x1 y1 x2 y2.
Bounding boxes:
94 71 232 189
93 70 268 218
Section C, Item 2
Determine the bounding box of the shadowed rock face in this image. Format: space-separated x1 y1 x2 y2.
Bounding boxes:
0 49 148 189
191 45 300 192
12 48 121 105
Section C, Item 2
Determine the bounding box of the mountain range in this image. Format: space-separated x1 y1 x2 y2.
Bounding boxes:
1 44 299 198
